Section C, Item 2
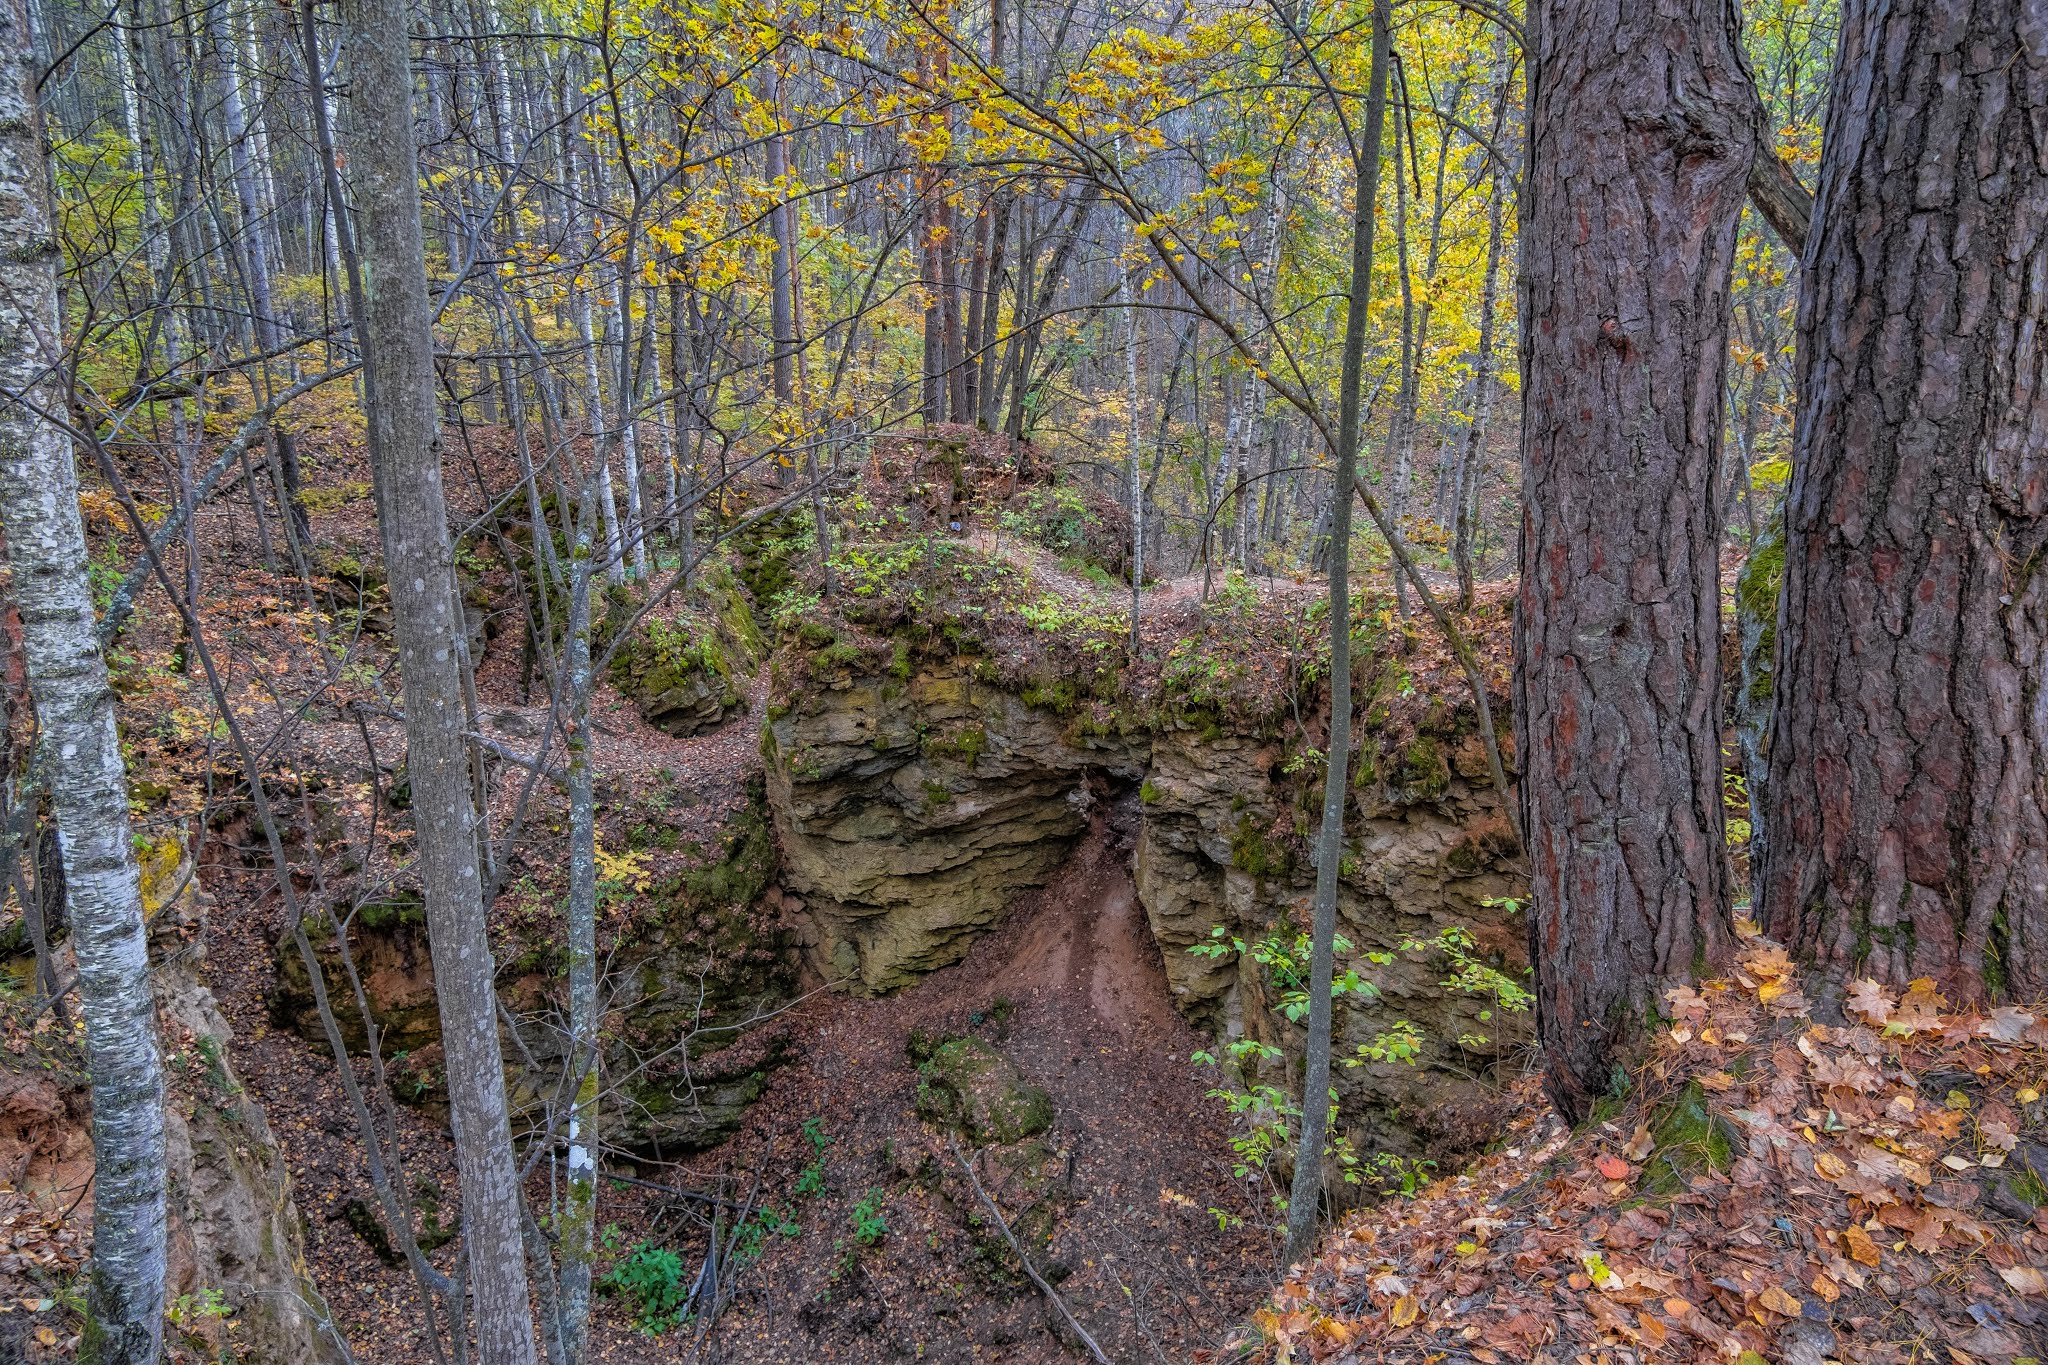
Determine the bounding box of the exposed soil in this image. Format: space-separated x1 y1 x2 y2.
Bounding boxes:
642 804 1277 1363
61 426 1409 1362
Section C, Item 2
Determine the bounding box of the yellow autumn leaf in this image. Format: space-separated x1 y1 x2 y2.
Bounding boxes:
1758 1285 1803 1317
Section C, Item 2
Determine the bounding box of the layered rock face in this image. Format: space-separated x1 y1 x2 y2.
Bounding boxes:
1137 726 1525 1158
766 661 1145 991
766 628 1531 1158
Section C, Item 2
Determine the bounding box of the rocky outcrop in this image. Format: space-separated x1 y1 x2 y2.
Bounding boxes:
270 785 797 1155
1138 723 1526 1161
148 838 345 1364
764 610 1531 1159
765 658 1145 991
0 836 340 1363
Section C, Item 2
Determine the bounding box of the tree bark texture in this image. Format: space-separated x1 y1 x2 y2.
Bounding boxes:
1760 0 2048 997
1283 0 1389 1269
338 0 539 1356
0 1 168 1355
1516 0 1756 1121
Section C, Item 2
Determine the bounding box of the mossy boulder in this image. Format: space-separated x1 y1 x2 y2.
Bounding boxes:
609 586 759 736
914 1038 1052 1145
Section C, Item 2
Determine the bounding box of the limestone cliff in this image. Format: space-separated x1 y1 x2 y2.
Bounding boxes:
765 659 1144 991
762 564 1530 1158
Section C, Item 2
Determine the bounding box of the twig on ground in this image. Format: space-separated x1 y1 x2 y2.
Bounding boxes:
950 1140 1115 1365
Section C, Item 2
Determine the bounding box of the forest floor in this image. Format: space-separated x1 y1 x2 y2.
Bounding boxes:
127 426 1339 1363
679 813 1277 1364
1237 928 2048 1365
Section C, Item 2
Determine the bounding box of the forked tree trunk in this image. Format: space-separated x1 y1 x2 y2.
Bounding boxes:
338 0 539 1356
1516 0 1756 1121
1760 0 2048 996
0 3 168 1356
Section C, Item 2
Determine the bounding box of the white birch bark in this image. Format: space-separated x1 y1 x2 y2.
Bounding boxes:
0 3 168 1356
557 483 599 1363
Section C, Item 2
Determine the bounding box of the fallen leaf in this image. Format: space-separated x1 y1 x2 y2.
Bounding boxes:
1389 1294 1420 1327
1663 1297 1694 1318
1842 1224 1883 1267
1999 1266 2048 1295
1981 1006 2035 1043
1758 1285 1803 1316
1622 1124 1654 1160
1811 1272 1840 1302
1846 978 1895 1024
1595 1155 1632 1181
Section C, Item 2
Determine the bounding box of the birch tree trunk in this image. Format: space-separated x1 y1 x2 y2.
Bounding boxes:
337 0 539 1355
1516 0 1755 1121
0 3 168 1356
557 482 599 1363
1760 0 2048 996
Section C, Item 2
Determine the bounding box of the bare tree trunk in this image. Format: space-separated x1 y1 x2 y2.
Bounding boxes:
557 483 599 1362
0 4 168 1356
1760 0 2048 997
1283 0 1389 1270
1387 105 1417 612
919 174 942 425
338 0 539 1354
1452 160 1506 610
765 65 798 454
1515 0 1756 1121
1121 221 1142 652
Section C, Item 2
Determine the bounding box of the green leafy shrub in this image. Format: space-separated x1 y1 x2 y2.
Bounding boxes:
601 1243 689 1334
850 1189 889 1245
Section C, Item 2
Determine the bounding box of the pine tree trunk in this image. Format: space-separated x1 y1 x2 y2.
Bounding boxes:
1760 0 2048 996
0 3 168 1355
337 0 539 1355
1516 0 1756 1121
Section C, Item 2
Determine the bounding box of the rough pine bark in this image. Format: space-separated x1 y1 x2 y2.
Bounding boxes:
0 1 168 1355
1517 0 1757 1120
1760 0 2048 996
337 0 539 1356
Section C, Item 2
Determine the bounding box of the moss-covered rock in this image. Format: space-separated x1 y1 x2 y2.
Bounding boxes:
270 783 797 1154
609 583 760 737
914 1037 1053 1145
